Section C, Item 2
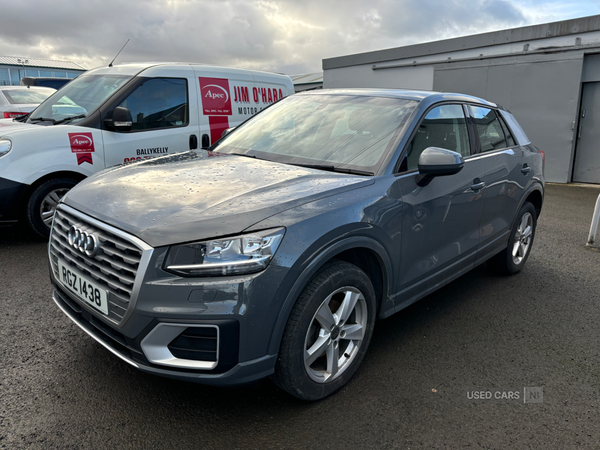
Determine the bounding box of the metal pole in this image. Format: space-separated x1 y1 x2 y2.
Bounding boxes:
587 193 600 246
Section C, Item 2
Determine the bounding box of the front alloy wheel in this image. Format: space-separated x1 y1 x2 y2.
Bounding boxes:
304 287 367 383
39 188 71 228
26 178 78 239
273 260 376 401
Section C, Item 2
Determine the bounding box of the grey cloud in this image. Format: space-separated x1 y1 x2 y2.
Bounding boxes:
0 0 536 75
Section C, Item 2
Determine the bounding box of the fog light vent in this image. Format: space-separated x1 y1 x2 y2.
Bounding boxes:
168 326 218 362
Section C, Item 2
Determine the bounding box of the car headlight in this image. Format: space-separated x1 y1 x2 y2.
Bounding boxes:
164 228 285 277
0 139 11 158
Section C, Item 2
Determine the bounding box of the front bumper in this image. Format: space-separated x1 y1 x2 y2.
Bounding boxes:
49 204 294 385
0 176 28 222
52 286 278 386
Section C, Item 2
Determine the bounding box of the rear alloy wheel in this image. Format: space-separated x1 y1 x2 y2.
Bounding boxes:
488 201 537 274
512 211 534 266
26 178 78 239
272 260 376 401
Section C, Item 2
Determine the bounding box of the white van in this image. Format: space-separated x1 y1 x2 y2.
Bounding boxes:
0 62 293 236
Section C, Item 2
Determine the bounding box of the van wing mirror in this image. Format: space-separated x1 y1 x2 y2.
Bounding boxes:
418 147 464 177
105 106 133 132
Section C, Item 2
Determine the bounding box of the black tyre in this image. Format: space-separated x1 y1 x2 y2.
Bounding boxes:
487 201 537 275
272 260 376 401
26 178 78 238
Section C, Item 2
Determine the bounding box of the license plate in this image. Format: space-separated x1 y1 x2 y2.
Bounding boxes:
58 260 109 315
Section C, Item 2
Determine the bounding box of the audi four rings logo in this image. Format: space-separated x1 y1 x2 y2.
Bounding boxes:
67 226 98 257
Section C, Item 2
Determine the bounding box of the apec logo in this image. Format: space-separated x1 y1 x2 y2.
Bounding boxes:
69 133 94 152
68 132 95 165
204 85 228 101
199 77 232 116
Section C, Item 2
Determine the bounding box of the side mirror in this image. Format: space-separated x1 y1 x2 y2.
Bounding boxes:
418 147 464 177
106 106 133 132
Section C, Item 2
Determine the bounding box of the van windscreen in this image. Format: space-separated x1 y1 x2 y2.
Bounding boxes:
28 74 132 124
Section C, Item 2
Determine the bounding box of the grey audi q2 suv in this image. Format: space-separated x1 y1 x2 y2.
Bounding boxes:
49 89 544 400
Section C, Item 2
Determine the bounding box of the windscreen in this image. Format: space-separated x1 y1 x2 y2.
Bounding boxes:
2 88 55 105
214 94 418 174
28 74 132 124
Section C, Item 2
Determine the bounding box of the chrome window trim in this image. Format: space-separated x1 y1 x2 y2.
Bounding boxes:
50 203 154 328
140 323 219 370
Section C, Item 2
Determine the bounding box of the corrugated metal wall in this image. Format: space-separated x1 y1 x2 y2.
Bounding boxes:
433 53 584 183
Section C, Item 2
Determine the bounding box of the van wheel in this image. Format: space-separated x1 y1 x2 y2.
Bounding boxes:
487 202 537 275
272 260 376 401
26 178 78 238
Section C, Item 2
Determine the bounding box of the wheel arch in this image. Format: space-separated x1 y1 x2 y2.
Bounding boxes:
510 182 544 230
524 188 543 219
267 236 394 356
23 171 87 202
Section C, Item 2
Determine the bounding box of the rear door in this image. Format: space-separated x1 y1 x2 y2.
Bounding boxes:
468 105 526 262
394 103 486 306
101 65 199 167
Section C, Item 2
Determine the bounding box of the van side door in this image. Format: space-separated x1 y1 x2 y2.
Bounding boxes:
193 67 255 147
101 66 200 167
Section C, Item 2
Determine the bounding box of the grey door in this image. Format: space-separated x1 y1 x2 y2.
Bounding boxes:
394 104 486 309
468 105 525 262
574 82 600 183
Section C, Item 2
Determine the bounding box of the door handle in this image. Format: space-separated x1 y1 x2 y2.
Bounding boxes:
471 181 486 191
521 164 531 174
189 134 198 150
201 134 210 149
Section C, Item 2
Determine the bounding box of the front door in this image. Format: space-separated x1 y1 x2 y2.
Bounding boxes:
102 66 200 167
394 103 486 308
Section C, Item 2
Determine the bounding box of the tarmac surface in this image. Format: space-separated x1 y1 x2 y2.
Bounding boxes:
1 183 599 449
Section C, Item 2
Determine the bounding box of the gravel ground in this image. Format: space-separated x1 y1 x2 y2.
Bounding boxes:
1 183 599 449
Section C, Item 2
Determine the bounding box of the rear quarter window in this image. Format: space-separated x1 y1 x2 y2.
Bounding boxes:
498 110 530 145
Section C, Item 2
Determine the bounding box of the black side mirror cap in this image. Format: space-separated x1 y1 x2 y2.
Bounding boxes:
105 106 133 132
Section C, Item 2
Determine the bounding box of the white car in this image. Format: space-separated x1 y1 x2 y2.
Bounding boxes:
0 86 56 119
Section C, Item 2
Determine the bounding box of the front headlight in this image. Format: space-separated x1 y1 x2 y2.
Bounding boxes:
164 228 285 277
0 139 11 158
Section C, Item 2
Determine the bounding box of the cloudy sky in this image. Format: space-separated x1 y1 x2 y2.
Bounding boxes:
1 0 599 75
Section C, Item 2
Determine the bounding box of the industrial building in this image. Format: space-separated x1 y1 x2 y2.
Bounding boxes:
290 72 323 92
0 56 86 86
323 15 600 184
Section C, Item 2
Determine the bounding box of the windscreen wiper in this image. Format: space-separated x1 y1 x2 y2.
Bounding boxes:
54 114 87 125
14 113 30 122
29 116 56 123
290 163 374 176
332 167 374 176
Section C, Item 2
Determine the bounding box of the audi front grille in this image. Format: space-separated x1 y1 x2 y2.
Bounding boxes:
49 204 153 326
